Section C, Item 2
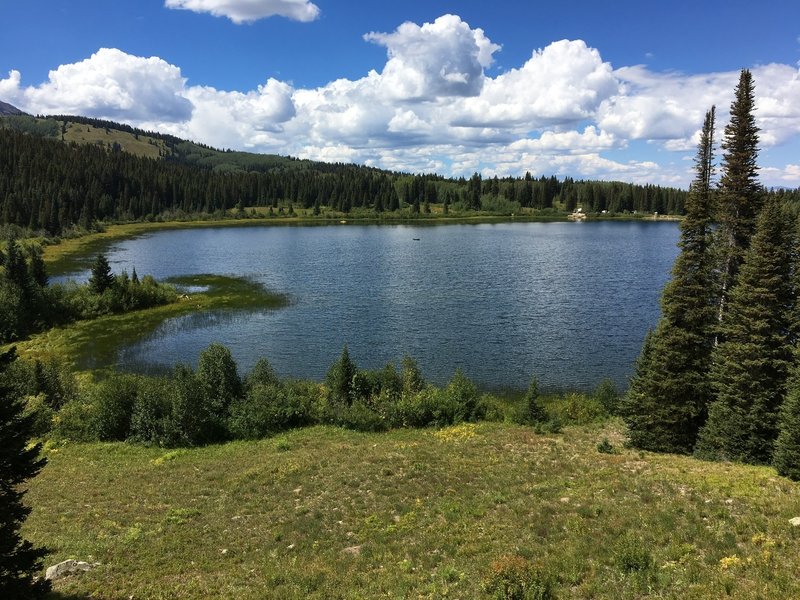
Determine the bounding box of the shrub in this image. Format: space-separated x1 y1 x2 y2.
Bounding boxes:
23 394 55 437
592 378 619 415
90 373 140 441
167 365 210 446
597 438 617 454
444 368 481 422
515 376 547 425
196 343 242 440
615 534 653 574
129 378 174 446
334 399 388 432
245 357 280 391
549 392 607 425
482 555 553 600
53 398 97 442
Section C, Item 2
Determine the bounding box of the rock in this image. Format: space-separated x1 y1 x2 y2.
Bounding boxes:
45 559 96 580
790 517 800 527
342 545 361 556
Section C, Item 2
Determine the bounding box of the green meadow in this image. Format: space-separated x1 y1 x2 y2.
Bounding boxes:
25 420 800 599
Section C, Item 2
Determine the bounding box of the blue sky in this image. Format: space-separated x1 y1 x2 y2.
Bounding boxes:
1 0 799 187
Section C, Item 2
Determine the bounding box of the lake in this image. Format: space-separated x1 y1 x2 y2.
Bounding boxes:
58 221 681 392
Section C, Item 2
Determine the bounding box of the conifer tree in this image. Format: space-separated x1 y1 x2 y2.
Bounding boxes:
716 69 762 323
696 198 794 463
326 344 356 406
88 253 115 294
774 367 800 480
621 108 718 453
0 348 50 598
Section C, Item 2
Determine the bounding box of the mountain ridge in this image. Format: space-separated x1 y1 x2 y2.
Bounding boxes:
0 100 26 116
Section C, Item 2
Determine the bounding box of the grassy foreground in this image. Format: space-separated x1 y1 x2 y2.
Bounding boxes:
25 421 800 599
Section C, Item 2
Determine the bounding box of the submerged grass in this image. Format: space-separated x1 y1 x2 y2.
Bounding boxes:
25 421 800 599
9 274 287 369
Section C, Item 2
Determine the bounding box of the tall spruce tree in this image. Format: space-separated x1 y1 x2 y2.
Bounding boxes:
715 69 762 324
621 108 718 453
88 253 115 295
696 198 794 464
0 348 50 598
774 364 800 480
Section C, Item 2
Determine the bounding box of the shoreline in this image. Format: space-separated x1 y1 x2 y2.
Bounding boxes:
42 211 680 275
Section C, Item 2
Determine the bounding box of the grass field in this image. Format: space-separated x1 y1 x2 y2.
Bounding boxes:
25 420 800 599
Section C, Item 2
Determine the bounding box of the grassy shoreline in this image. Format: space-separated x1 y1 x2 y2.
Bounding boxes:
8 275 288 370
26 420 800 599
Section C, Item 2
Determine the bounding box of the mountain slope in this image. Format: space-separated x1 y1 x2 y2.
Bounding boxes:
0 100 26 116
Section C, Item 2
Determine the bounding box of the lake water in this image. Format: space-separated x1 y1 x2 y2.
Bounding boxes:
59 221 680 392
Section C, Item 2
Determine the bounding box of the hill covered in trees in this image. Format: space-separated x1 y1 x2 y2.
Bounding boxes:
0 110 695 235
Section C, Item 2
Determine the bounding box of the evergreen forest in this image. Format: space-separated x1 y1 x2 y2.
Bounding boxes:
622 69 800 480
0 112 698 234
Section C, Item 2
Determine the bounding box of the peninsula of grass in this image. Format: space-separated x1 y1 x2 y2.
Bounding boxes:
11 274 288 369
25 420 800 599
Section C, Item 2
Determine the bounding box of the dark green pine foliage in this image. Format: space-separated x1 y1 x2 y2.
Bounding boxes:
696 198 795 464
0 348 50 598
716 69 762 323
621 108 718 453
774 365 800 480
773 217 800 479
326 344 357 406
523 376 547 424
88 253 115 294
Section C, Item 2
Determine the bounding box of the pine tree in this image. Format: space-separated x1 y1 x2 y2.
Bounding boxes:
522 376 547 424
716 69 762 324
621 108 718 453
88 253 115 294
326 344 356 406
774 366 800 480
696 198 794 463
0 348 50 598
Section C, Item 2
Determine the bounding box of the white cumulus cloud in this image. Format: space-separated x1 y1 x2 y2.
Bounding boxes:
455 40 619 129
4 48 193 122
4 13 800 188
365 14 500 100
164 0 319 23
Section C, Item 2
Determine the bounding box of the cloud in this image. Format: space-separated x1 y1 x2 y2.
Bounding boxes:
454 40 619 129
365 14 500 100
4 13 800 189
164 0 320 23
4 48 194 122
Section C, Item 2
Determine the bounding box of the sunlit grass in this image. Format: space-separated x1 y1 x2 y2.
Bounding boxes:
25 421 800 599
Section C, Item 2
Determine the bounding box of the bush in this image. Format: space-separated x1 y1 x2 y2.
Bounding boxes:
592 379 619 415
23 394 55 437
245 357 281 391
444 368 481 422
90 373 140 441
334 399 388 432
615 534 653 574
597 438 617 454
129 378 174 445
548 392 607 425
229 382 315 439
53 398 97 442
482 555 553 600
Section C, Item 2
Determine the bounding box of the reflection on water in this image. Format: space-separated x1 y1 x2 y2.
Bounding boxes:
65 221 680 391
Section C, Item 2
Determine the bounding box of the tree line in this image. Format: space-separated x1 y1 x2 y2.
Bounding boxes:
0 241 175 344
0 116 702 235
622 70 800 480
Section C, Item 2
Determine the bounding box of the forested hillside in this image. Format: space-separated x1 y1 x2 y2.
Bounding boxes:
0 112 695 234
